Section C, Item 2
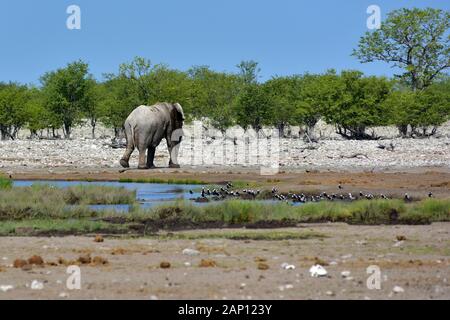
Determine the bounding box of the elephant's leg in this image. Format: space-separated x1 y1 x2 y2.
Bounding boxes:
120 146 134 168
167 140 180 168
120 125 134 168
137 144 148 170
146 146 156 169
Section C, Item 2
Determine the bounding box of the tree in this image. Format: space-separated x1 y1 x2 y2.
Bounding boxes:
235 84 274 131
188 66 241 131
263 76 305 136
353 8 449 91
146 64 192 111
25 87 52 138
237 60 261 85
40 61 95 138
101 75 140 138
322 71 393 139
117 56 153 104
82 79 106 139
0 83 29 140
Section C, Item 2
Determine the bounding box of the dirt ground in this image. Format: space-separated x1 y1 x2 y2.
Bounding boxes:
1 166 449 300
8 166 450 198
0 223 449 300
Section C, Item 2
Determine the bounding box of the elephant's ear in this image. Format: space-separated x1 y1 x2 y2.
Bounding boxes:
174 103 185 120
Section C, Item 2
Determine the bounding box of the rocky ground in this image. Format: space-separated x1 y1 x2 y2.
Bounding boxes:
1 121 449 171
0 224 449 300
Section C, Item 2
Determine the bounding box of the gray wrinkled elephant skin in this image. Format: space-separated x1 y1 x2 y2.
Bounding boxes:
120 102 185 169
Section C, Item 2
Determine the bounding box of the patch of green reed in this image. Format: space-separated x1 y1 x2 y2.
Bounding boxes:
0 175 12 189
0 219 124 236
0 184 135 220
64 185 136 205
124 198 450 225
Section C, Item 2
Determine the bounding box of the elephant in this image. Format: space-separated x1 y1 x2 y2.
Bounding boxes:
119 102 185 169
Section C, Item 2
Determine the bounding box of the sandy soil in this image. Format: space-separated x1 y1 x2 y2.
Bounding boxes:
0 223 448 300
9 166 450 198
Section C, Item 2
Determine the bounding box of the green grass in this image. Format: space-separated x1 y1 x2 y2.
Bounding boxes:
125 198 449 225
0 219 126 236
119 178 207 185
0 184 135 220
0 175 12 189
157 229 327 241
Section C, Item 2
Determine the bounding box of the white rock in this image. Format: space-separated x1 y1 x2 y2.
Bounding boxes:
393 241 404 247
182 248 200 256
392 286 405 294
309 265 328 277
0 285 14 292
281 263 296 270
31 280 44 290
341 271 351 278
59 292 68 298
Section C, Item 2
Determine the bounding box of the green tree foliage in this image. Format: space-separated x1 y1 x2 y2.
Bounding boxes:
263 76 306 135
25 87 53 138
322 71 393 139
235 84 274 131
0 82 29 140
353 8 449 91
188 66 241 131
237 60 261 85
385 77 450 136
146 64 192 111
40 60 95 138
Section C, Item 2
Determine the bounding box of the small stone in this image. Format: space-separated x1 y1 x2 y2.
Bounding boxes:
160 261 171 269
94 235 104 243
28 255 44 266
309 265 328 277
393 241 404 247
325 291 335 296
392 286 405 294
257 263 270 270
78 254 91 264
92 256 108 266
396 235 407 241
0 285 14 292
13 259 27 268
281 263 295 270
182 248 200 256
59 292 68 298
341 271 351 278
31 280 44 290
199 259 216 268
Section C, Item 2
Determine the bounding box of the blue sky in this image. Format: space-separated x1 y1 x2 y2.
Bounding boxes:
1 0 448 84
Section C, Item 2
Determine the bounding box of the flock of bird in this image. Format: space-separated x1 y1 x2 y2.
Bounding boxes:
189 182 434 204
